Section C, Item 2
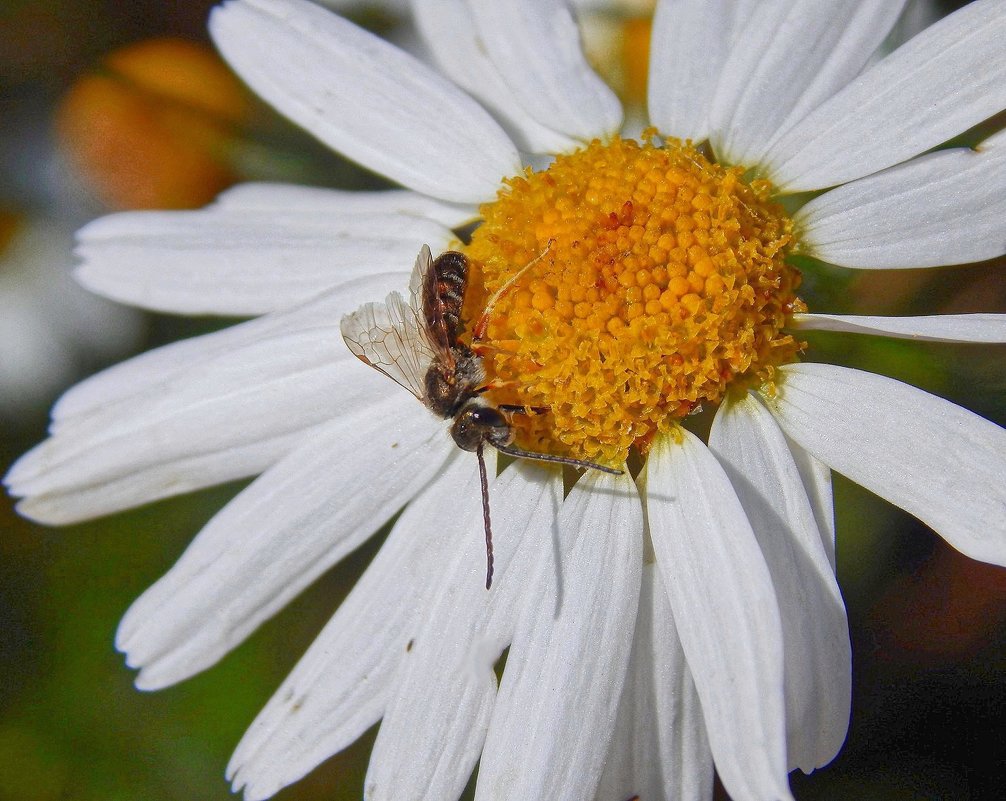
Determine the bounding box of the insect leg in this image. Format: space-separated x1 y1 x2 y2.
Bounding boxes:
473 378 523 396
497 403 548 415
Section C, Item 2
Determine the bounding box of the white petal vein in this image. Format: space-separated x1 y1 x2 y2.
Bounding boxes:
230 453 477 801
710 397 851 773
210 0 520 203
795 131 1006 268
475 469 642 801
115 399 451 689
75 208 452 315
767 363 1006 566
465 0 622 142
367 459 562 801
647 431 792 801
767 0 1006 191
791 312 1006 343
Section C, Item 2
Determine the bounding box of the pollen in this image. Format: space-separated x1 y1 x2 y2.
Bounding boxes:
462 135 804 467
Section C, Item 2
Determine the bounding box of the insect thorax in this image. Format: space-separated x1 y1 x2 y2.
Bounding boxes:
424 345 486 419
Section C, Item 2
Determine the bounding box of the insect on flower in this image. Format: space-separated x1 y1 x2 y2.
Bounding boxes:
341 244 622 589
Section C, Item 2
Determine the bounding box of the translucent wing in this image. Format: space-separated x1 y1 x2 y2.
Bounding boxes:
408 243 432 314
409 243 456 361
340 289 436 402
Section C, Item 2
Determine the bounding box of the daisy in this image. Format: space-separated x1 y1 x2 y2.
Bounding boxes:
7 0 1006 800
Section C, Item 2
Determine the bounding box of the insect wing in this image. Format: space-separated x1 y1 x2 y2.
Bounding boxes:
340 290 435 401
410 243 455 359
408 243 432 314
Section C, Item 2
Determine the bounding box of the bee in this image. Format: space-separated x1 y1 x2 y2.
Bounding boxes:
341 244 621 589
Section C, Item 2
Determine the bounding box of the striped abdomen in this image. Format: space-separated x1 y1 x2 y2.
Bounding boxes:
423 250 470 348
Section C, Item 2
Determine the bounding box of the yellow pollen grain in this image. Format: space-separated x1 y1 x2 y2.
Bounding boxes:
462 135 803 467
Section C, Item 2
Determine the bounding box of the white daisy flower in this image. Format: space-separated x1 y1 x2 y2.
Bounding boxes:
7 0 1006 800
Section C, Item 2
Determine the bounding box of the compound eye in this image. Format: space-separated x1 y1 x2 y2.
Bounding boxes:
468 405 504 427
470 406 512 448
449 405 513 452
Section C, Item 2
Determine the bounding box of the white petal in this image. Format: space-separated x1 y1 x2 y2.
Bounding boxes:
709 0 905 168
647 431 792 801
794 131 1006 268
75 205 452 315
412 0 577 154
6 276 404 523
210 0 520 203
9 357 386 525
874 0 944 66
465 0 622 142
710 397 851 773
229 452 479 801
594 564 713 801
114 400 451 689
767 363 1006 566
766 0 1006 192
45 273 403 426
647 0 735 143
475 470 643 801
792 312 1006 343
214 183 479 228
367 460 562 801
786 438 837 570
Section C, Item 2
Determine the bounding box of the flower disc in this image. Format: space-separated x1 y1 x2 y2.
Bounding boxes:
464 136 805 466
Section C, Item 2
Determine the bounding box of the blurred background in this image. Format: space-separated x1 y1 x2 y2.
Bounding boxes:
1 1 1003 799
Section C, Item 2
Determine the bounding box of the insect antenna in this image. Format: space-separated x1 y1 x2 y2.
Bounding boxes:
494 441 623 475
476 441 495 590
473 239 555 342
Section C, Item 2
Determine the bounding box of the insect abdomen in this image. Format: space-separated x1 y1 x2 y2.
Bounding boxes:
430 251 469 342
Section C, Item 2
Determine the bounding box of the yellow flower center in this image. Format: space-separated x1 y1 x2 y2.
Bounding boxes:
462 135 804 467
